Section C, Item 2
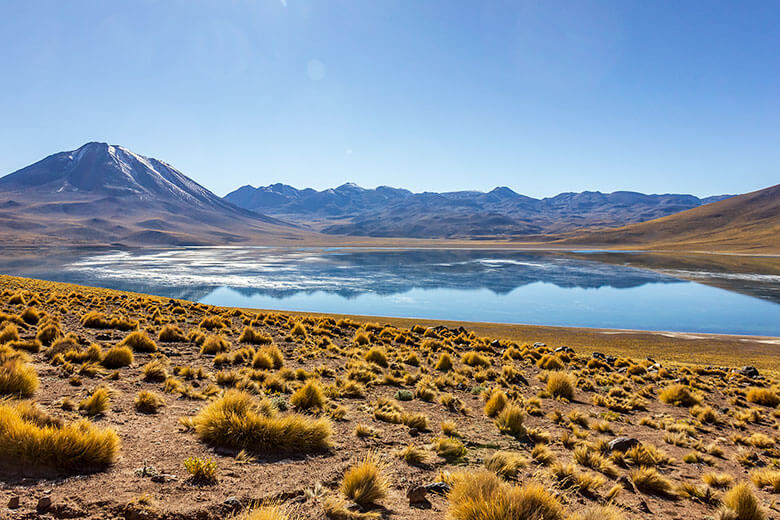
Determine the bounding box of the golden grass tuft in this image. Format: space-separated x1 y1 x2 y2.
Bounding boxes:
745 387 779 407
101 346 134 368
546 372 575 400
719 482 765 520
484 450 529 479
447 469 564 520
118 331 157 353
484 389 508 418
158 325 187 342
629 466 675 496
0 359 39 397
750 469 780 493
659 384 701 407
200 334 230 355
79 386 111 416
183 456 218 484
495 403 526 437
0 401 119 471
134 390 165 414
364 347 388 367
290 380 326 411
192 390 333 454
435 353 453 371
340 451 389 507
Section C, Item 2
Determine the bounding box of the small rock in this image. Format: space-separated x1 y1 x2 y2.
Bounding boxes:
738 366 760 379
533 342 546 348
591 351 606 360
554 346 574 353
36 497 52 513
424 482 451 495
8 496 20 509
407 486 428 505
608 437 640 453
223 497 242 512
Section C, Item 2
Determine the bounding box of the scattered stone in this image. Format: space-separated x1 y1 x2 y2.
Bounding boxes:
533 342 546 348
36 497 52 513
554 346 574 353
8 496 20 509
223 497 242 512
423 482 451 495
608 437 640 453
738 366 760 379
592 351 606 360
407 486 428 505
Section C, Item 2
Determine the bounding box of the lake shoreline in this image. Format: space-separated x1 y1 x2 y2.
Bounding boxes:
3 273 779 371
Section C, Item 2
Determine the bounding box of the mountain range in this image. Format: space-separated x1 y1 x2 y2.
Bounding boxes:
225 183 730 238
0 142 306 246
0 142 776 253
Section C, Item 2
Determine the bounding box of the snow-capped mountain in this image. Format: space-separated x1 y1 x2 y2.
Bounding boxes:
0 142 300 246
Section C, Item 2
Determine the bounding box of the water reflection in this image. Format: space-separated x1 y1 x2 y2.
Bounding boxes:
0 247 778 335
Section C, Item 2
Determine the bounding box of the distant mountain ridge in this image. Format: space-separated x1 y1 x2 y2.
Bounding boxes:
225 182 731 238
561 183 780 253
0 142 305 246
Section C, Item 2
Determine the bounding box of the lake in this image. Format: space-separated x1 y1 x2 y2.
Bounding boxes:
1 247 779 336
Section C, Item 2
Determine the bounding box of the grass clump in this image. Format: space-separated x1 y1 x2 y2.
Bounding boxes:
184 456 218 484
447 469 564 520
79 386 111 416
200 334 230 355
433 436 467 461
745 387 779 407
238 326 273 345
629 467 675 496
547 372 575 400
718 482 765 520
495 403 526 437
0 359 39 397
484 389 508 418
435 353 453 371
364 347 388 367
659 384 701 407
101 346 134 368
118 331 157 353
750 469 780 493
0 401 119 471
340 451 389 507
484 450 529 479
192 390 333 454
158 325 187 342
290 380 326 411
134 390 165 414
252 345 284 369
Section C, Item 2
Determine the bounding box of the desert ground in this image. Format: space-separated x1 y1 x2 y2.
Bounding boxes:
1 274 778 520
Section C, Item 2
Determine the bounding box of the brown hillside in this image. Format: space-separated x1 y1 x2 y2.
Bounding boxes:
562 184 780 254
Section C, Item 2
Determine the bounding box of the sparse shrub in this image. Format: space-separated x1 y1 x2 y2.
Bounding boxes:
704 472 735 489
0 401 119 471
547 372 575 400
142 359 168 382
20 307 40 325
0 324 20 343
398 444 427 465
101 346 133 368
537 354 564 370
659 384 700 407
200 334 229 355
364 347 388 367
750 469 780 493
184 456 218 484
485 450 528 479
433 436 467 461
192 390 333 453
239 326 272 345
495 403 526 437
158 325 187 342
447 470 564 520
0 360 39 397
462 351 490 368
36 322 61 346
79 386 110 416
746 387 779 407
252 345 284 369
719 482 765 520
435 353 453 371
290 380 326 410
441 420 460 437
484 389 508 418
134 390 165 414
340 451 389 507
629 467 675 496
118 331 157 353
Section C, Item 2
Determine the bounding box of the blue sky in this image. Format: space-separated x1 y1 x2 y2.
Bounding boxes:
0 1 778 198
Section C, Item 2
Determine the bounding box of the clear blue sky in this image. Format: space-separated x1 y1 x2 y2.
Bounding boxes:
1 1 778 198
